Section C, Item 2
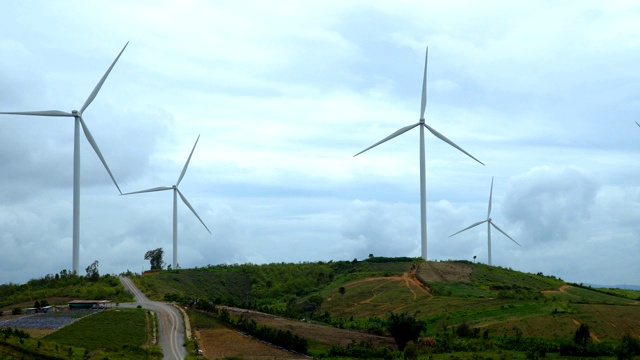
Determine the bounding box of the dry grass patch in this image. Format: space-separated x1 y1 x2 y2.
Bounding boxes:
417 261 472 283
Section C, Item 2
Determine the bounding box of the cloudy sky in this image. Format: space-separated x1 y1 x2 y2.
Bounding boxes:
1 1 639 286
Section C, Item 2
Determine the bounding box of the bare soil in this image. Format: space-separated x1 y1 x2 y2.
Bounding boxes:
195 325 307 359
417 261 472 283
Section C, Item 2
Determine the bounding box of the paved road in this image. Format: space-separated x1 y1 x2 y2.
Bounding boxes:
119 277 187 360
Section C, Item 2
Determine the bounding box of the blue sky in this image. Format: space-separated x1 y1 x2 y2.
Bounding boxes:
1 1 639 285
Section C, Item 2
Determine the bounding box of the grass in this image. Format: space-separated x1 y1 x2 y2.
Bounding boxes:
44 308 147 350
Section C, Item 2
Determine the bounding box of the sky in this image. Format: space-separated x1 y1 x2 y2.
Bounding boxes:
1 1 639 286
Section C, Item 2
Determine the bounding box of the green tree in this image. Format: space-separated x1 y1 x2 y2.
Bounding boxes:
386 311 426 351
338 286 346 309
145 248 165 270
574 323 591 347
85 260 100 281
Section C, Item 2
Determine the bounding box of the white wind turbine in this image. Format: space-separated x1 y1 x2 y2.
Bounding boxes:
123 135 211 269
449 177 520 265
354 47 484 261
0 42 128 274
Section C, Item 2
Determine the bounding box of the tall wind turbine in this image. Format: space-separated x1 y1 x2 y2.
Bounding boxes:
0 42 128 273
123 135 211 269
354 47 484 261
449 177 520 265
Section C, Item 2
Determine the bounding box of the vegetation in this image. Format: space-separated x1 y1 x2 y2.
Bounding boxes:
1 258 639 359
0 270 133 309
145 248 165 270
1 309 159 359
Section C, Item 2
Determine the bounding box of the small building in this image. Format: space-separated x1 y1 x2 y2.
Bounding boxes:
25 307 38 314
68 300 111 310
41 306 58 313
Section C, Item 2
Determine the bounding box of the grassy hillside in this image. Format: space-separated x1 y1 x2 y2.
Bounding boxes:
132 257 417 307
0 271 133 310
2 259 639 359
137 259 640 344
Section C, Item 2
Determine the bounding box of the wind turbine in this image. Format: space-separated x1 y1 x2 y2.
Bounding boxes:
354 47 484 261
122 135 211 269
449 177 520 265
0 42 128 274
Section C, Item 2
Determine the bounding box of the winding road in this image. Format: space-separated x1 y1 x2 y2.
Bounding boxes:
119 277 187 360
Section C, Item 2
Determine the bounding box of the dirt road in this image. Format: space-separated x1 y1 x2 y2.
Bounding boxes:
119 277 187 360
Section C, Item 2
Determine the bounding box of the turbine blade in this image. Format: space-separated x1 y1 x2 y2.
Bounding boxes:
80 41 129 114
353 122 420 157
488 176 494 218
423 123 485 165
79 118 122 194
121 186 173 195
420 47 428 120
177 135 200 186
636 121 640 128
0 110 73 117
490 222 520 246
449 219 487 237
177 188 212 234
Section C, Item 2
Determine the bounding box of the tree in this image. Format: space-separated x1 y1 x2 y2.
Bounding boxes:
145 248 165 270
386 311 427 351
338 286 346 309
85 260 99 281
573 323 591 347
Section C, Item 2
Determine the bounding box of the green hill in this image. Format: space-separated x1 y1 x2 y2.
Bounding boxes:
133 258 640 343
132 258 640 359
2 258 639 359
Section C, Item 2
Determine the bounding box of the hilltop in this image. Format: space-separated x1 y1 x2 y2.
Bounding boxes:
2 258 639 359
132 259 640 350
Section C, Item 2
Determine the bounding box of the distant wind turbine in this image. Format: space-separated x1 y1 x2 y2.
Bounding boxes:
354 47 484 261
635 121 640 128
449 177 520 265
0 42 129 274
123 135 211 269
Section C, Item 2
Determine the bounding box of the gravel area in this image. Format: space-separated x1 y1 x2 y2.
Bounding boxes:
0 310 100 329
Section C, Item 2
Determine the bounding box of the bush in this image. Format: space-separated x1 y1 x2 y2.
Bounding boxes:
11 307 22 315
403 341 418 360
616 333 640 359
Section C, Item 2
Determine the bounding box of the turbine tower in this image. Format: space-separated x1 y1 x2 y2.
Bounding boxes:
354 47 484 261
123 135 211 269
0 42 128 273
449 177 520 265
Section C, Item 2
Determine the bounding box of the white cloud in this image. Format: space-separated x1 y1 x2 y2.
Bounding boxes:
0 1 639 286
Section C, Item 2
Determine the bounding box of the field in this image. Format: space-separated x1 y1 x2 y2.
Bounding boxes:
0 308 160 360
44 308 148 350
190 310 307 359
